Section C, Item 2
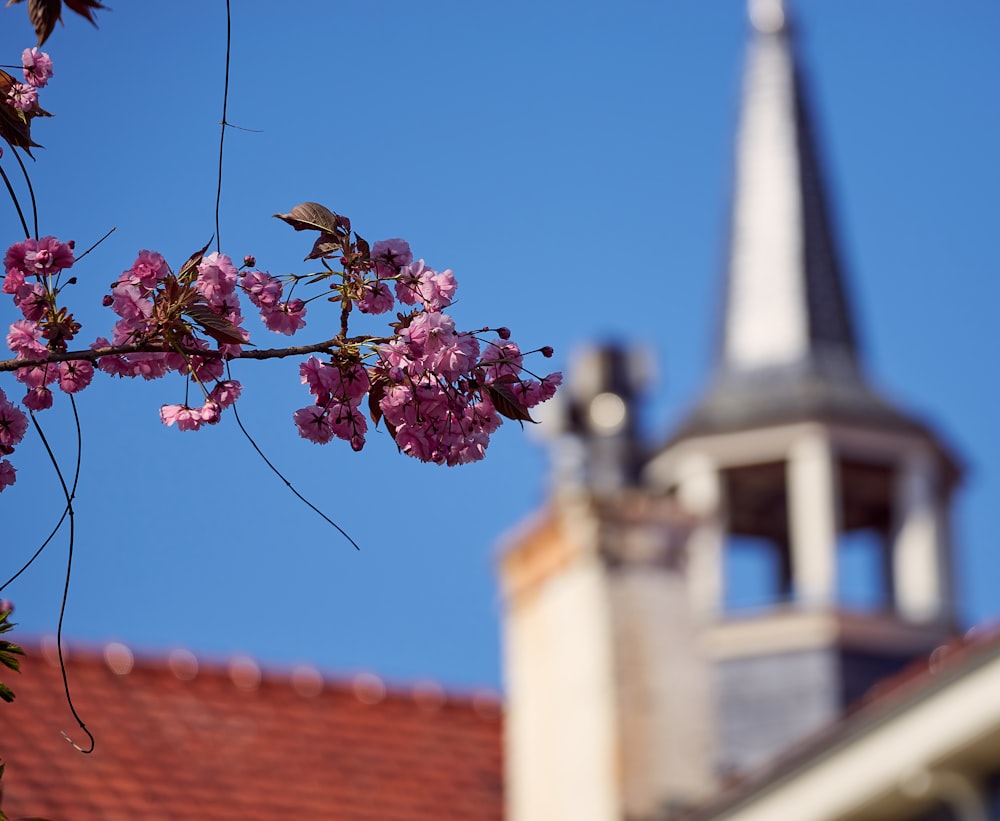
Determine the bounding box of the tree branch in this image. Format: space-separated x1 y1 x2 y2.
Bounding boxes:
0 335 392 373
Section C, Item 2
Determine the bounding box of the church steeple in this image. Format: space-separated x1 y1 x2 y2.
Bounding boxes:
646 1 963 775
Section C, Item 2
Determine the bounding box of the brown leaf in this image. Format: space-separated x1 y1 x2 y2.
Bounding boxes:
63 0 106 27
177 239 213 283
27 0 60 46
305 232 342 261
354 233 371 261
183 305 247 346
368 378 387 428
0 69 49 154
273 202 346 234
485 382 536 425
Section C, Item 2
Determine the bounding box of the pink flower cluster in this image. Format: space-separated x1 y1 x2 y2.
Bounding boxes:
3 236 91 415
286 237 562 465
160 379 242 431
0 387 28 492
293 357 369 450
0 215 561 489
240 270 306 335
94 250 247 431
21 48 53 88
95 250 248 379
5 47 52 113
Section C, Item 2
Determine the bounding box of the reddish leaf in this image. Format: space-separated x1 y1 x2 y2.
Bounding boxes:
367 378 387 428
485 382 536 425
0 69 50 154
305 232 342 261
63 0 106 27
26 0 60 46
183 305 247 346
273 202 347 236
177 239 213 283
354 233 371 261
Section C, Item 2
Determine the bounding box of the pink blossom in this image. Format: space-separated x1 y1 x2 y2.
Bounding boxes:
14 282 48 321
2 267 25 294
22 385 52 411
5 237 74 278
196 252 239 305
372 238 413 278
21 48 53 88
199 400 222 425
91 337 130 377
400 311 455 355
57 360 94 394
110 282 153 321
293 405 335 444
300 358 368 406
415 267 457 312
14 363 57 389
326 401 368 444
159 404 202 431
357 280 394 315
127 353 172 381
261 299 307 335
377 339 416 373
481 339 524 381
241 271 282 309
0 459 15 492
425 333 480 382
209 380 242 409
0 394 28 449
7 83 37 112
128 250 169 290
394 259 428 305
7 319 47 358
394 425 435 462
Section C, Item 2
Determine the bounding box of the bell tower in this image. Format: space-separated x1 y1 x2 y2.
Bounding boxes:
501 345 716 821
645 0 962 775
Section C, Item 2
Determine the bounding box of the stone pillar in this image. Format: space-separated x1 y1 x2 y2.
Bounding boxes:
787 433 839 608
893 452 946 623
675 453 725 621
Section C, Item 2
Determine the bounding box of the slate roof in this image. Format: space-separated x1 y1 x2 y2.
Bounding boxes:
0 638 503 821
679 624 1000 820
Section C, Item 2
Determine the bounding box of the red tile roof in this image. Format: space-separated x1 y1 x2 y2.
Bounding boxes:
0 639 503 820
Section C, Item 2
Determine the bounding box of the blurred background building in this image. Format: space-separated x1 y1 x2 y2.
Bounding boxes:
499 1 1000 819
3 1 998 819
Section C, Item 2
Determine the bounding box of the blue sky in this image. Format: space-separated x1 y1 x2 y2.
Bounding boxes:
0 1 997 690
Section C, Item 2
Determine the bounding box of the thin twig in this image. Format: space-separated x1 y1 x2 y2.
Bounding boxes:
29 403 94 754
0 161 30 240
214 0 232 254
73 226 117 263
228 379 360 551
11 148 38 239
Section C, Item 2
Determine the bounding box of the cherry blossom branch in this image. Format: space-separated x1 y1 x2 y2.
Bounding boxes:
0 335 393 373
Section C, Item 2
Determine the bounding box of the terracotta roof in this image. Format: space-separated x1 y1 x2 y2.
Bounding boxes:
0 638 503 820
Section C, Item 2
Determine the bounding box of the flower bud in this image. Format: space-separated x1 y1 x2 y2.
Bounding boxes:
540 346 554 358
243 255 256 268
102 295 114 307
497 327 511 340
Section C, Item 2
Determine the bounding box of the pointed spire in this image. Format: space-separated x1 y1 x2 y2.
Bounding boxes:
722 0 859 382
667 2 933 441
